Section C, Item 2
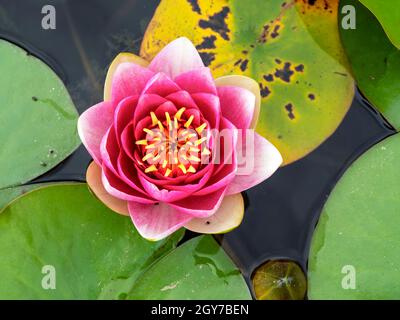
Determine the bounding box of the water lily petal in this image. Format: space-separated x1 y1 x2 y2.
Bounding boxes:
191 93 220 129
117 151 149 194
100 125 119 175
111 62 154 106
215 75 261 129
102 164 156 204
154 101 178 119
86 161 129 216
194 161 236 196
195 118 238 196
114 96 138 142
217 86 255 130
184 193 244 234
227 133 282 195
165 90 198 110
104 52 148 101
170 187 227 218
149 37 204 78
142 72 181 96
134 116 152 140
175 67 217 95
121 122 136 161
77 101 114 165
133 94 167 124
128 201 191 241
138 173 192 202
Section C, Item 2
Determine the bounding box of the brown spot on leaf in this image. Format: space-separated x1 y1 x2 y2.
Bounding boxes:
285 103 295 120
259 83 271 98
234 59 242 66
196 35 217 50
275 58 282 64
199 6 230 41
275 62 294 83
295 64 304 72
240 59 249 72
187 0 201 14
263 74 274 82
308 93 316 101
271 25 281 38
199 52 215 66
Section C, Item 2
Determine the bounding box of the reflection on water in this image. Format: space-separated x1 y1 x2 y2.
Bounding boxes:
0 0 396 297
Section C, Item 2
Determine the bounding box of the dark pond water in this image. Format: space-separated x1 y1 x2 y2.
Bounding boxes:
0 0 396 296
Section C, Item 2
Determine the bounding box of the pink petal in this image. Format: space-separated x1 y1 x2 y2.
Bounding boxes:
111 62 154 106
195 160 236 196
77 101 114 165
117 151 148 194
142 73 181 96
174 67 217 95
134 116 152 140
102 164 156 204
100 125 120 175
128 201 191 241
121 122 136 161
191 93 220 129
217 86 256 130
149 37 204 78
138 173 192 202
195 118 238 196
165 91 198 110
227 133 282 195
154 101 178 119
170 187 227 218
133 94 167 124
114 96 138 142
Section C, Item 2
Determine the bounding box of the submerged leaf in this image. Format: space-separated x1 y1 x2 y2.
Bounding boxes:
252 260 307 300
0 40 80 189
141 0 354 164
309 134 400 299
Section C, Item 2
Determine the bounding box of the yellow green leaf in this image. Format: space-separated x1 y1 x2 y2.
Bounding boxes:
140 0 354 165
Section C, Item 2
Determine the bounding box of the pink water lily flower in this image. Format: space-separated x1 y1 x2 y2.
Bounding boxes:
78 37 282 241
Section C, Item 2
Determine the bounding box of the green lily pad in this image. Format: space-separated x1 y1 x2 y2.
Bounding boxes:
340 0 400 128
359 0 400 49
0 40 80 189
126 235 251 300
308 134 400 299
141 0 354 165
0 184 184 299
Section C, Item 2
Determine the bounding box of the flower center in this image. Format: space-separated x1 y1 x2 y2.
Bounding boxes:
135 107 211 178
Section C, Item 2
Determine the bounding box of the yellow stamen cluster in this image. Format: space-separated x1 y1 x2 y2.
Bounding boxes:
135 107 211 177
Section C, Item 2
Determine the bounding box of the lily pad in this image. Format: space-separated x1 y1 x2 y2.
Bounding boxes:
141 0 354 165
359 0 400 49
0 184 184 299
308 133 400 299
340 0 400 129
0 40 80 189
126 235 251 300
